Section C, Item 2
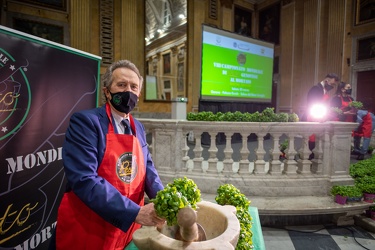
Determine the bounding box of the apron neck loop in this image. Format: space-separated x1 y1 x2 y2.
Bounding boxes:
105 103 137 136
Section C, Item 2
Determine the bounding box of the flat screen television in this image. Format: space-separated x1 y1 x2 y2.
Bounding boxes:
200 24 274 103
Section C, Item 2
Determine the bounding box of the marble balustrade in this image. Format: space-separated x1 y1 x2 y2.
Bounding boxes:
138 119 358 197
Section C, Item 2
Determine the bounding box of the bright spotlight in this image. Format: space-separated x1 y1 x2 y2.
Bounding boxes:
309 104 327 120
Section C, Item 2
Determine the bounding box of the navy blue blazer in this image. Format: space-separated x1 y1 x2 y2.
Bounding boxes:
62 105 164 232
307 82 325 109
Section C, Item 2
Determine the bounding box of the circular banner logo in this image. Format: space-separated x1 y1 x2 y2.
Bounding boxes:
0 50 31 141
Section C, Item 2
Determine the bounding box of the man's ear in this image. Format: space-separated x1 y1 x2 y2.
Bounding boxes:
103 87 110 99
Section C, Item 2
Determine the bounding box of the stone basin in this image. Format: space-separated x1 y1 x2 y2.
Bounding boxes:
132 201 240 250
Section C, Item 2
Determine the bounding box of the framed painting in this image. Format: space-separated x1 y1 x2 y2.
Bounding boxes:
355 0 375 26
162 80 171 100
258 2 280 45
163 53 171 74
177 63 184 92
15 0 67 11
234 6 252 37
163 80 171 89
7 11 69 45
356 35 375 62
12 17 64 44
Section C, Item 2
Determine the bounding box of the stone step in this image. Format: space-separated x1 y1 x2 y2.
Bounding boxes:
247 196 371 215
201 193 371 215
200 193 375 228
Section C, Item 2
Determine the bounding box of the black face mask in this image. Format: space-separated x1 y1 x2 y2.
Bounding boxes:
324 83 334 91
345 89 352 95
109 91 138 114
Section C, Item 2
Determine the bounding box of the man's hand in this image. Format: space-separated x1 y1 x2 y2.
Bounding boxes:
135 203 165 227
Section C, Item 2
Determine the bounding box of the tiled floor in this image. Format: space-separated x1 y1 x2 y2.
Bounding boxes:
201 194 375 249
262 224 375 250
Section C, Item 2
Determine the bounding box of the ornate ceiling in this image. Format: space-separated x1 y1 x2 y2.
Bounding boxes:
145 0 187 45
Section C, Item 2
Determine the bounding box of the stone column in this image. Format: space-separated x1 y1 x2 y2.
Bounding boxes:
70 0 92 52
327 122 358 186
117 0 144 72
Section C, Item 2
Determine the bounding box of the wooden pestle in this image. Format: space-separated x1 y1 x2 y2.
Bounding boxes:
176 207 199 242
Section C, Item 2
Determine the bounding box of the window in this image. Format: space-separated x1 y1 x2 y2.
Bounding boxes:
163 1 171 27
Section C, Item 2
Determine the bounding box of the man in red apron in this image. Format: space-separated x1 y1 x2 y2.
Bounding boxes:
303 73 339 159
52 60 165 249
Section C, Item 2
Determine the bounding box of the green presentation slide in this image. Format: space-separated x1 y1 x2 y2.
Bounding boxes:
201 44 273 102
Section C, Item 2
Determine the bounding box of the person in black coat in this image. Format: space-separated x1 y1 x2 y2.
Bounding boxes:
303 73 340 159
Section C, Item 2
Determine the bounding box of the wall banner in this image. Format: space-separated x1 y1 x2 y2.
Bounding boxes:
0 25 101 249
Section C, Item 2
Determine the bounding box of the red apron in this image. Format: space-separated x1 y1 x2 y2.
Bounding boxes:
309 93 330 142
339 95 354 122
56 103 146 250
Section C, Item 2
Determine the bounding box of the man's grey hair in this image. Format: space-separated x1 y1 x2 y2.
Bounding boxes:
102 60 144 90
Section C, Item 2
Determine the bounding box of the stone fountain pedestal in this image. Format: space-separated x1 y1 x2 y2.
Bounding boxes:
132 201 240 250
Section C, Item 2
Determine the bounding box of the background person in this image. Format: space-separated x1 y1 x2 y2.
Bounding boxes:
352 100 375 160
303 73 339 159
52 60 165 249
330 81 355 122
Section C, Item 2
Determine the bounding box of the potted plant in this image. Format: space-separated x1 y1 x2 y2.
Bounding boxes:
350 156 375 203
330 107 343 120
349 101 363 109
345 186 363 202
355 176 375 203
331 185 347 204
330 185 363 204
361 183 375 203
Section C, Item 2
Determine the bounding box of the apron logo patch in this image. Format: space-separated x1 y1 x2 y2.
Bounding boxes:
116 152 138 183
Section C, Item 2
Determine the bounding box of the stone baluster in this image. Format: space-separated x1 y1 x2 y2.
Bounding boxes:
254 132 267 175
311 133 323 174
182 131 191 171
207 132 218 174
238 133 250 175
222 132 234 174
269 133 282 175
297 134 312 174
138 119 357 196
144 128 153 158
283 135 298 174
192 131 204 172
